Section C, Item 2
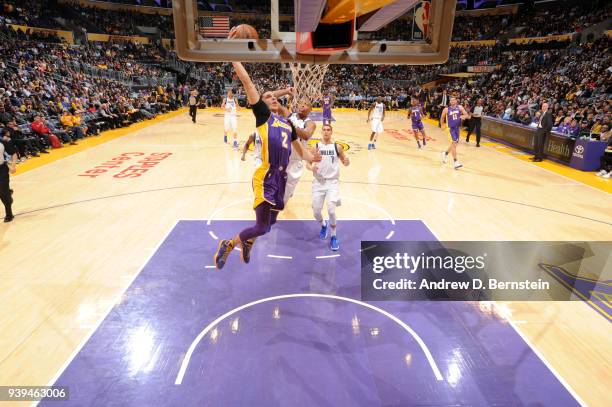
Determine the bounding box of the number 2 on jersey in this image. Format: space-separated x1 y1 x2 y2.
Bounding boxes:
282 132 288 149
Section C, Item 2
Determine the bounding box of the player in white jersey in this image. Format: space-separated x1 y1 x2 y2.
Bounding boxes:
241 131 262 168
367 97 385 150
284 99 316 205
221 89 239 149
307 123 349 251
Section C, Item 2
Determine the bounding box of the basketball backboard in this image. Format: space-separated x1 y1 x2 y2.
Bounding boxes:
172 0 455 65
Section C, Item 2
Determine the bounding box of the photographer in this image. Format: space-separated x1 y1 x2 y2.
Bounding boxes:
1 128 17 222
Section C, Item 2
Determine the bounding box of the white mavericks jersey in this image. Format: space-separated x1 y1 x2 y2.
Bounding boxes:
224 97 237 116
315 141 340 180
252 132 262 167
372 102 384 120
288 113 312 162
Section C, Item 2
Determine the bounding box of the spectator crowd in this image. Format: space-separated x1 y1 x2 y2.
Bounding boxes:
0 20 181 161
0 0 610 165
422 38 610 140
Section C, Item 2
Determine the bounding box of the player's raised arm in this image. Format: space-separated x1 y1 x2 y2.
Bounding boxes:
290 122 321 164
277 105 291 118
231 62 259 105
291 119 316 141
303 121 316 139
273 87 295 99
274 87 296 118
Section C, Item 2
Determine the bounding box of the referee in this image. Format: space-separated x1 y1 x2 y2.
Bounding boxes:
1 129 17 222
466 98 483 147
189 90 198 123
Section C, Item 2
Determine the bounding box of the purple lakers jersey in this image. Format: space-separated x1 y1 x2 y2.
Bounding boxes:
251 98 297 210
323 97 332 119
258 114 293 170
448 106 462 128
411 106 423 124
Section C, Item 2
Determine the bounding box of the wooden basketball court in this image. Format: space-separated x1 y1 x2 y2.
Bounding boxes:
1 108 610 406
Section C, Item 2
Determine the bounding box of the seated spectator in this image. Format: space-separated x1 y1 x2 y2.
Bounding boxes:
576 121 590 138
591 118 603 136
0 104 13 126
599 125 611 142
568 119 581 138
3 122 41 158
99 104 121 129
60 110 85 140
557 117 572 134
30 116 54 148
72 110 93 136
595 137 612 179
519 112 532 126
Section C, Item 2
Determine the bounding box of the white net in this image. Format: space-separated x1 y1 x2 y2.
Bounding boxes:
288 63 329 108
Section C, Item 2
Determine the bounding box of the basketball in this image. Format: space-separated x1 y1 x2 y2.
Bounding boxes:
232 24 259 39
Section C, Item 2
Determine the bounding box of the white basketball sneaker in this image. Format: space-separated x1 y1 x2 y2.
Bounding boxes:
454 161 463 170
441 151 447 164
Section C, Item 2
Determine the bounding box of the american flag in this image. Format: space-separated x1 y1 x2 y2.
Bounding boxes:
199 16 230 38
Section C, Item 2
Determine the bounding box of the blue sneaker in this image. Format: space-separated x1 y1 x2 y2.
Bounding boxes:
233 140 238 149
367 143 372 150
330 235 339 251
240 238 255 264
319 221 328 240
372 143 376 149
213 239 235 269
224 135 227 143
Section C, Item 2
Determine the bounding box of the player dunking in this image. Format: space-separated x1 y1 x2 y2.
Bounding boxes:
367 97 385 149
307 123 349 251
242 87 297 169
285 99 316 205
221 89 239 148
408 97 427 148
322 93 333 124
213 60 321 269
440 96 470 169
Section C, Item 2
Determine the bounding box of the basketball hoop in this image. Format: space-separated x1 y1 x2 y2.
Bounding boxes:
288 63 329 107
173 0 456 65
